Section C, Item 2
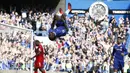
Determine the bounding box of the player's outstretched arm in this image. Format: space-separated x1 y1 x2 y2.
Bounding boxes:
58 8 69 32
26 52 41 62
61 3 72 32
31 48 42 60
63 20 69 32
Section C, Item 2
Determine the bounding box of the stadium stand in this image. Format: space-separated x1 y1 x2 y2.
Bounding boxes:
0 4 130 73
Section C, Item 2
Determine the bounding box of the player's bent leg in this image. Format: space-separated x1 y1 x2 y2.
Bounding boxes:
34 68 38 73
121 69 124 73
65 3 72 15
114 69 118 73
120 61 124 73
113 59 119 73
39 68 46 73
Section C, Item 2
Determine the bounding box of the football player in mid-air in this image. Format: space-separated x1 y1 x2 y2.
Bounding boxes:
48 3 71 41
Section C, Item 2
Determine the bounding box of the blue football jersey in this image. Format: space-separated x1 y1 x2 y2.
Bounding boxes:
49 26 67 37
112 44 128 60
54 26 67 37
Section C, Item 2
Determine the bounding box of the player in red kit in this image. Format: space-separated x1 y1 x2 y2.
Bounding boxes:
31 40 46 73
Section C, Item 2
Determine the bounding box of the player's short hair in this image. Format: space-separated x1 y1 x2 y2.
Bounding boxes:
117 36 123 44
49 32 56 41
34 40 40 46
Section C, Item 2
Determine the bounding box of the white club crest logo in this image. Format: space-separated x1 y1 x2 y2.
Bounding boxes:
89 2 109 21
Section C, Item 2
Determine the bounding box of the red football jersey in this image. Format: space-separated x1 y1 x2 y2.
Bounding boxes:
35 44 44 62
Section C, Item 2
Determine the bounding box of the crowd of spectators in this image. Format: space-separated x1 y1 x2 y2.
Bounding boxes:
0 6 54 71
42 13 130 73
0 26 32 70
0 6 130 73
